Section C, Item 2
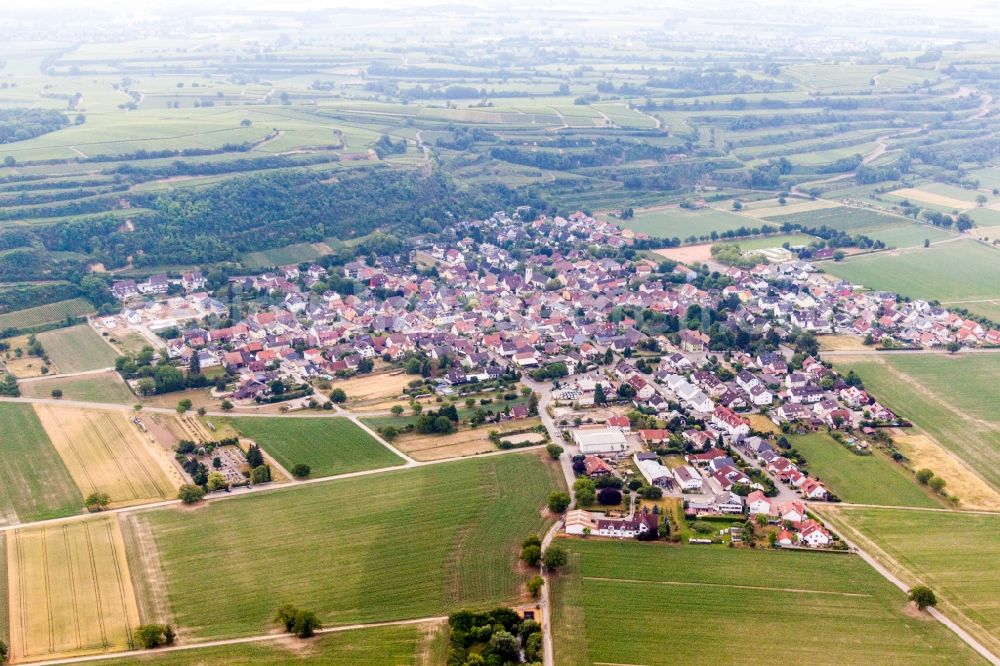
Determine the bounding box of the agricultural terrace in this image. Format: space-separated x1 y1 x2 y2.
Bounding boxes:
789 433 940 507
242 241 335 269
36 324 118 373
226 416 404 478
820 507 1000 657
133 453 561 640
602 206 768 239
824 240 1000 319
551 539 982 665
0 298 94 331
19 371 135 404
34 405 180 507
84 622 447 665
6 517 141 662
0 403 82 524
833 354 1000 493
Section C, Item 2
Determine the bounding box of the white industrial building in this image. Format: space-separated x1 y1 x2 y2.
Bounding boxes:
573 427 628 455
634 455 673 488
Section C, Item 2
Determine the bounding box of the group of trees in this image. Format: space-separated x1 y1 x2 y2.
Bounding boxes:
275 604 321 638
0 108 69 144
447 606 542 666
415 403 460 434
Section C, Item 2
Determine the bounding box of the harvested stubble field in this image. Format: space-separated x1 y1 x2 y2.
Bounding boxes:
132 453 562 640
34 405 180 507
331 372 417 411
227 416 404 477
789 433 939 507
819 507 1000 657
391 418 543 462
0 403 82 524
891 432 1000 511
551 539 982 665
36 324 118 374
833 354 1000 493
6 517 141 662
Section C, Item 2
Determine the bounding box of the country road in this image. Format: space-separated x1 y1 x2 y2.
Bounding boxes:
22 616 449 666
522 377 575 666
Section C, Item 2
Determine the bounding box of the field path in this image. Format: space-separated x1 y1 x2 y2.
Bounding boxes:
17 367 115 383
16 616 449 666
333 401 418 464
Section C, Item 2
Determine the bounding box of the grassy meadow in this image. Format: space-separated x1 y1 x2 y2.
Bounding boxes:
824 240 1000 314
609 206 767 239
227 416 405 477
134 453 561 640
790 433 939 507
820 507 1000 657
834 354 1000 492
551 539 982 665
0 403 83 523
36 324 118 373
19 371 136 403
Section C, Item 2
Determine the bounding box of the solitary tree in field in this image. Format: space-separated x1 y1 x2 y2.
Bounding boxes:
85 492 111 512
390 404 404 417
291 463 311 478
909 585 937 610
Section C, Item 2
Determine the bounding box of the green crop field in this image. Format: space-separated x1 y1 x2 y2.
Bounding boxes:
551 539 980 665
135 453 561 640
607 206 770 239
227 416 404 477
833 355 1000 492
790 433 939 507
85 623 447 665
19 371 136 404
825 240 1000 312
36 324 118 373
723 233 818 250
0 403 82 523
760 205 906 232
822 507 1000 657
0 298 94 331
